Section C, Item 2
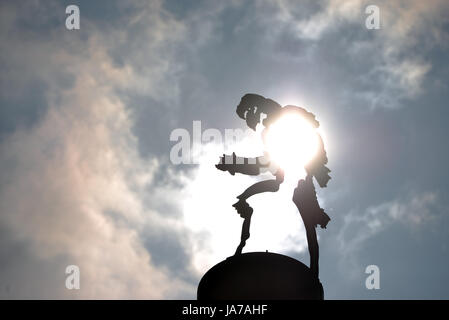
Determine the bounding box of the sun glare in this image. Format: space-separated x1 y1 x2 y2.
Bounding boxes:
264 113 319 179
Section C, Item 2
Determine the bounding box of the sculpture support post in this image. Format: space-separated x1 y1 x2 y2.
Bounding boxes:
235 210 252 255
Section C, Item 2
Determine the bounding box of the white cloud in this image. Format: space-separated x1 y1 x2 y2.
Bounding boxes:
382 59 432 97
337 191 440 256
0 0 201 299
328 191 440 282
0 49 196 298
258 0 449 106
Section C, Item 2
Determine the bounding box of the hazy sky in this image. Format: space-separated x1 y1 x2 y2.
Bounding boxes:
1 0 449 299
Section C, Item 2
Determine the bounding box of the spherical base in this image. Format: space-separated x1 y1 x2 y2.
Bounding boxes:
197 252 323 300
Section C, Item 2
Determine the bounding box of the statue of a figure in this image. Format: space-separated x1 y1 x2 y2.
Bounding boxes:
216 93 331 279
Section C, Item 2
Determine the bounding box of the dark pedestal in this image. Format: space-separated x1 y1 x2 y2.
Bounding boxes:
197 252 323 300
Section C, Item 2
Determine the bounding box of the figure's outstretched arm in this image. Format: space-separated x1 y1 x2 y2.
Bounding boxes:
232 169 284 256
215 152 271 176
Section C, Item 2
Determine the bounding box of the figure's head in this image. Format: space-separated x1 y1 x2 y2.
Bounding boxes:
236 94 282 130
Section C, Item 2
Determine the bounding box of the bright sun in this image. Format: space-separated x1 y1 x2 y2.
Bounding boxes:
264 113 319 179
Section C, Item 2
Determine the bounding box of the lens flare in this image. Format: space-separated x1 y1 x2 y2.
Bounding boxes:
264 113 319 179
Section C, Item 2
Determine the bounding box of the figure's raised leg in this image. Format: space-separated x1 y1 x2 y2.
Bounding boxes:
237 170 284 200
233 171 284 255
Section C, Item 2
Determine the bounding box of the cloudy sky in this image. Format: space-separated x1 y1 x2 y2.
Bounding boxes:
1 0 449 299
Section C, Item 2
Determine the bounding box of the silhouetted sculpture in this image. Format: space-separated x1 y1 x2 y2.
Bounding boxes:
215 93 331 279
